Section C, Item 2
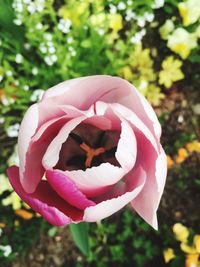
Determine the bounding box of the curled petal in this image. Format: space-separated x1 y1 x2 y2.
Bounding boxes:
42 116 86 169
7 166 82 226
42 75 160 139
46 169 95 210
18 104 39 189
83 165 146 222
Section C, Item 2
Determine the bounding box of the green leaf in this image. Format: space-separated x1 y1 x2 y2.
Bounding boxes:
70 222 90 256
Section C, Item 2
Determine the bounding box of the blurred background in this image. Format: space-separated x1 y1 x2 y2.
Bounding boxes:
0 0 200 266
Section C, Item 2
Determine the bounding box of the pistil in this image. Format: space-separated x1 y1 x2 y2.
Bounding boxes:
80 143 105 168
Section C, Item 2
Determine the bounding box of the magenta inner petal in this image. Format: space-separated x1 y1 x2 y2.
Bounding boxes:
7 166 83 226
46 169 96 210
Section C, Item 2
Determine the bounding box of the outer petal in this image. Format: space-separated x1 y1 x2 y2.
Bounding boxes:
21 115 73 193
42 75 161 140
18 104 39 185
83 165 146 222
7 166 82 226
46 169 95 210
131 146 167 229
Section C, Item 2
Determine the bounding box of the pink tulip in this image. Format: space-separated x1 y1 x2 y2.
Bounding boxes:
7 75 167 229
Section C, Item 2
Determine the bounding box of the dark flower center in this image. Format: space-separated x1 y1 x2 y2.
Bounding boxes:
55 124 120 171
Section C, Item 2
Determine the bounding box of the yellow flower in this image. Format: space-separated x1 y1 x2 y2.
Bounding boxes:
145 84 165 106
0 174 12 194
163 248 176 263
58 2 89 26
167 155 174 169
159 56 184 88
2 192 21 210
90 13 107 27
176 148 188 164
178 0 200 26
108 14 123 33
173 223 190 243
15 209 33 220
194 235 200 253
181 243 197 254
159 19 175 40
167 28 197 59
185 141 200 153
119 66 134 81
185 254 199 267
130 44 156 82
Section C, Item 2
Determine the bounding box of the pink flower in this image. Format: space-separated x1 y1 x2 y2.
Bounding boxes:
7 75 167 229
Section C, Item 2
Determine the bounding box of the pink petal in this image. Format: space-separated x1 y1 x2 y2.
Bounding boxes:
18 104 39 187
46 169 95 210
61 111 137 197
21 115 71 193
64 163 125 197
42 116 86 169
131 144 167 229
42 75 161 140
111 103 159 153
115 119 137 173
83 165 146 222
7 166 82 226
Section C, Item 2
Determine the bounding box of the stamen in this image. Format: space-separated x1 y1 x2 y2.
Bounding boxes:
80 143 105 168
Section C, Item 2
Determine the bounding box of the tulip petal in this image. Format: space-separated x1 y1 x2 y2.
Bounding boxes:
42 116 86 169
7 166 82 226
46 169 95 210
131 145 167 229
18 104 39 187
21 115 71 193
83 165 146 222
42 75 161 140
62 112 136 197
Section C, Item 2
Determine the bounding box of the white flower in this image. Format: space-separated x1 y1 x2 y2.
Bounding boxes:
127 0 133 5
23 0 31 4
0 245 12 257
152 0 165 9
35 0 45 12
14 80 19 86
0 117 5 124
144 12 154 22
130 30 146 44
27 2 36 13
109 4 117 14
137 16 146 27
39 44 47 54
67 37 74 44
47 41 53 47
0 75 3 82
118 2 126 10
125 10 136 21
32 67 38 75
48 46 56 54
97 28 105 36
36 23 43 30
13 18 22 25
6 71 13 77
24 43 31 50
15 53 23 64
50 54 57 62
1 96 15 106
44 56 53 65
23 85 29 91
58 19 72 34
7 123 20 138
44 33 52 41
30 89 45 102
